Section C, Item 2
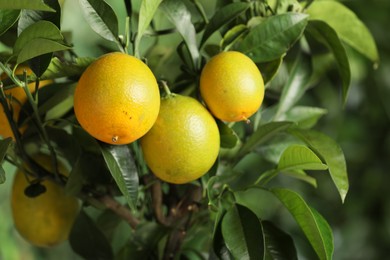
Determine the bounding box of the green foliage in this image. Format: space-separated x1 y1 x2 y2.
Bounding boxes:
0 0 380 259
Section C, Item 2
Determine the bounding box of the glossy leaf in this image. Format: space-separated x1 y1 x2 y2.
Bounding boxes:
69 210 114 260
271 188 333 260
285 106 327 129
100 143 139 210
262 220 298 260
135 0 163 56
212 210 233 259
306 20 351 104
13 20 64 55
0 0 55 12
278 145 328 172
200 2 250 47
0 10 20 37
238 121 294 158
217 120 238 148
160 0 199 68
307 0 379 64
0 138 12 184
274 53 312 120
79 0 119 43
221 204 264 259
16 38 71 64
237 13 308 63
290 129 349 202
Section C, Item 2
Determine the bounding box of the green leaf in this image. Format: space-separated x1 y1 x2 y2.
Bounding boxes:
305 20 351 104
135 0 163 57
221 24 248 51
285 106 327 129
257 57 283 85
78 0 119 43
200 2 250 47
160 0 199 68
100 143 139 210
18 0 61 35
290 129 349 202
282 170 318 188
213 210 233 259
278 145 328 172
221 204 265 260
237 13 308 63
13 20 64 55
16 38 71 64
274 53 313 120
217 120 238 148
38 56 95 80
238 121 294 158
262 220 298 260
0 0 55 12
69 210 114 260
0 137 12 184
307 0 379 64
0 9 20 37
271 188 333 260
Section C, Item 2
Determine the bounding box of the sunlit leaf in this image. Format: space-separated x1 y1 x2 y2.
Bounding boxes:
290 129 349 202
263 220 298 260
274 53 312 120
271 188 333 260
201 2 250 47
0 10 20 37
285 106 327 129
69 210 114 260
238 13 308 63
79 0 119 43
0 0 55 12
100 143 139 210
305 20 351 104
38 56 95 80
307 0 379 64
160 0 199 68
278 145 328 171
135 0 163 56
221 204 264 259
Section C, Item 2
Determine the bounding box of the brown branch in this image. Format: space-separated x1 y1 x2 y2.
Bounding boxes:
98 195 140 229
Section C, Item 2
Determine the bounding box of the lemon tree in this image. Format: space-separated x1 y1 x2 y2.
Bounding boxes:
0 0 379 259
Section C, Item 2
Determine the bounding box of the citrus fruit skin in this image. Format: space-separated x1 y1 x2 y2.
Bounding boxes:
0 67 52 139
140 94 220 184
11 154 79 247
199 51 264 122
73 52 160 145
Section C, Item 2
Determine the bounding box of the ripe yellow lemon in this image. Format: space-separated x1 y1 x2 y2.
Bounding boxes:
73 52 160 145
0 66 52 139
11 154 79 247
199 51 265 122
140 93 220 184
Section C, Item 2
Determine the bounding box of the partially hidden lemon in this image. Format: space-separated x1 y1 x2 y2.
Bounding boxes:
199 51 265 122
140 93 220 184
73 52 160 145
11 154 79 247
0 66 52 139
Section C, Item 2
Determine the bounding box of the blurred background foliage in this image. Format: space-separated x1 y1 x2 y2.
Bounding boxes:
0 0 389 259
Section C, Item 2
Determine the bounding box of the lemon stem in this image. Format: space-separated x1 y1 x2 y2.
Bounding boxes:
161 80 172 97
